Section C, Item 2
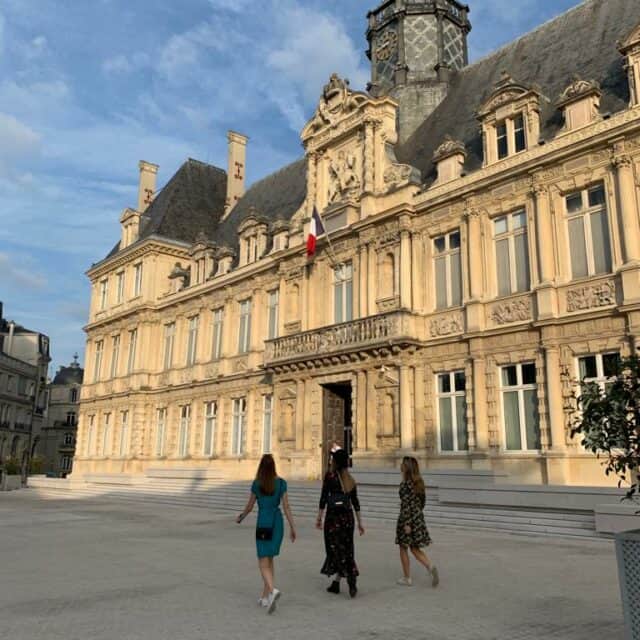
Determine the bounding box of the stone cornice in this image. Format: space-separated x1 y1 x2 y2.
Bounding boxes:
416 105 640 210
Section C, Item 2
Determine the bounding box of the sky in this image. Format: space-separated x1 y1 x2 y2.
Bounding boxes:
0 0 583 376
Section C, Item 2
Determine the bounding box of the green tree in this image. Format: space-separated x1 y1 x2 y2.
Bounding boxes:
570 354 640 503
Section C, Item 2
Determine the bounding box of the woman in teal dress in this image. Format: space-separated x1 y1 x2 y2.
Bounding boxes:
236 454 297 614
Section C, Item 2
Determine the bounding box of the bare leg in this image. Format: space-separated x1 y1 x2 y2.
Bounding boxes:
399 546 411 579
258 557 274 597
410 547 433 571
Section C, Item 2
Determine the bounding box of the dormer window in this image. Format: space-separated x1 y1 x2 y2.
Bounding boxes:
619 24 640 107
556 77 602 133
189 232 216 285
238 213 268 266
478 72 541 166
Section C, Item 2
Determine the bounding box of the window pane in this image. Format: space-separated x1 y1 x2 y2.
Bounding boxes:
579 356 597 380
450 252 462 307
568 217 589 278
590 210 612 275
434 236 446 254
449 232 461 249
455 396 468 451
588 185 606 208
514 233 530 293
439 398 454 451
566 193 583 214
523 389 540 450
334 281 343 323
454 371 466 392
494 216 508 235
345 279 353 321
435 257 448 310
497 122 508 159
603 353 619 378
438 374 451 394
503 391 522 450
502 366 517 387
496 238 511 297
512 211 526 230
522 363 536 385
514 115 526 152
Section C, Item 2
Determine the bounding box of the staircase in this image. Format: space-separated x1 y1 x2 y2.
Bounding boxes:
27 475 598 539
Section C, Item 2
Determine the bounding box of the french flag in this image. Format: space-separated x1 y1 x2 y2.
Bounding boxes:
306 207 326 257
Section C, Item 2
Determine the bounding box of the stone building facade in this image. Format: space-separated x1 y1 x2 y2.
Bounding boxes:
0 303 51 470
40 356 84 476
76 0 640 486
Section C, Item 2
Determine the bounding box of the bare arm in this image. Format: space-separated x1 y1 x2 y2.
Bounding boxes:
282 492 297 542
236 492 257 524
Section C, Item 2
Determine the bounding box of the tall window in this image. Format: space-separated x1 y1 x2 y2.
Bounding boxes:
578 353 619 393
178 405 191 457
203 401 217 456
70 388 79 403
64 432 74 446
119 410 129 456
496 113 526 160
163 323 175 370
566 184 611 279
99 279 108 310
186 316 199 366
86 415 95 456
501 363 540 451
494 210 530 296
263 395 273 454
94 340 104 382
232 398 247 456
437 372 468 452
102 413 111 456
514 114 526 153
434 230 462 310
66 411 76 426
133 263 143 297
238 299 252 354
127 329 137 374
497 121 508 159
110 334 120 379
60 455 72 471
211 308 224 360
116 271 125 304
334 263 353 324
267 290 279 340
155 408 166 457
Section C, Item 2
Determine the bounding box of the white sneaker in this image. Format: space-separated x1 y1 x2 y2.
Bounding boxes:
258 597 268 607
396 577 413 586
266 588 281 614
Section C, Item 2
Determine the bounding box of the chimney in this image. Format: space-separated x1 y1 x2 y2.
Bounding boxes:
138 161 159 212
225 131 248 216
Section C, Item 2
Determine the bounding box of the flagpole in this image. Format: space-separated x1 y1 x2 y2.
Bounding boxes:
318 207 340 268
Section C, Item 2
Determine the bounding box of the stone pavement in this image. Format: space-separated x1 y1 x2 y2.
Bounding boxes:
0 491 624 640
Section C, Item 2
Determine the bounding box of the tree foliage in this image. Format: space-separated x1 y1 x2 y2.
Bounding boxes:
570 354 640 502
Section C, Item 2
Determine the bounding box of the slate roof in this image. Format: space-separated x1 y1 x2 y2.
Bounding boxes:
396 0 640 182
103 0 640 261
52 364 84 386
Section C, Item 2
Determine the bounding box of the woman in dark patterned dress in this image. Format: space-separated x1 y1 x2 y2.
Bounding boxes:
316 448 365 598
395 457 439 587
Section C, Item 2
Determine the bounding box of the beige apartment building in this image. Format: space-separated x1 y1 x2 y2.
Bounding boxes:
75 0 640 486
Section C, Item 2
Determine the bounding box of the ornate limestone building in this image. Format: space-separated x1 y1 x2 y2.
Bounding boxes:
76 0 640 485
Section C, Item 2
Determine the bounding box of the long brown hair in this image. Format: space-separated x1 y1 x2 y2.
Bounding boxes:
256 454 278 496
332 449 356 493
402 456 425 497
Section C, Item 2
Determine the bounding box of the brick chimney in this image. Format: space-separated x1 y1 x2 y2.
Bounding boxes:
138 161 159 212
225 131 248 217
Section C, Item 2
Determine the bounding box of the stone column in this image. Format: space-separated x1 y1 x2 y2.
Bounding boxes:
413 364 425 450
245 389 255 456
399 364 414 450
366 368 378 450
533 184 555 284
466 210 482 301
355 370 367 451
363 121 374 194
295 379 305 451
544 346 566 452
307 152 317 216
411 232 423 312
359 245 368 318
471 356 489 452
400 229 412 310
367 242 377 316
614 155 640 263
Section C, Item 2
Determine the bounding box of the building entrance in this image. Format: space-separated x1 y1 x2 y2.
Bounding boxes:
322 382 353 470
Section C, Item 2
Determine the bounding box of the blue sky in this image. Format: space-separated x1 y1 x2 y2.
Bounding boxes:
0 0 581 375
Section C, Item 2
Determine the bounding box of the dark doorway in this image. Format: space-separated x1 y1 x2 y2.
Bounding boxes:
322 382 353 470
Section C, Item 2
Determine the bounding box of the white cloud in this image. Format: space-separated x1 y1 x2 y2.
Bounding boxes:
0 252 47 291
0 112 41 178
102 52 150 74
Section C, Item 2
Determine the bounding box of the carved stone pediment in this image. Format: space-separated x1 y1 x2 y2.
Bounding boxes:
302 74 369 137
478 71 539 118
433 135 467 163
556 76 601 108
619 23 640 55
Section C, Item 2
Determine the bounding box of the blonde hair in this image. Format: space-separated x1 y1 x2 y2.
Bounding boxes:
402 456 425 497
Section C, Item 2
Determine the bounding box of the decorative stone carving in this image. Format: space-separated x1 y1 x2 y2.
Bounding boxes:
490 299 532 325
205 363 219 379
383 163 415 188
566 281 616 312
432 135 467 163
556 76 601 108
429 313 464 337
328 150 361 203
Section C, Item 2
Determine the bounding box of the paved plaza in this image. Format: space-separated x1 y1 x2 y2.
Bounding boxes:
0 491 624 640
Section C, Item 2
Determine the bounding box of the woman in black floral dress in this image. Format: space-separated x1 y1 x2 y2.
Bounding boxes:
395 457 439 587
316 449 365 598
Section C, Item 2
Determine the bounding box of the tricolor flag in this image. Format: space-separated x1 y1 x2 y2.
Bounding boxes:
306 207 326 257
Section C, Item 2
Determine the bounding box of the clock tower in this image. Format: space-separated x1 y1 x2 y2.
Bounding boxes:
366 0 471 143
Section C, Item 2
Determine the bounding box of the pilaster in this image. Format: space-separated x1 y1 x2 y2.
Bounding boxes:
399 364 414 450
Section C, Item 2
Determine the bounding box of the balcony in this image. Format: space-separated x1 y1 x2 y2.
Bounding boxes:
264 311 418 366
